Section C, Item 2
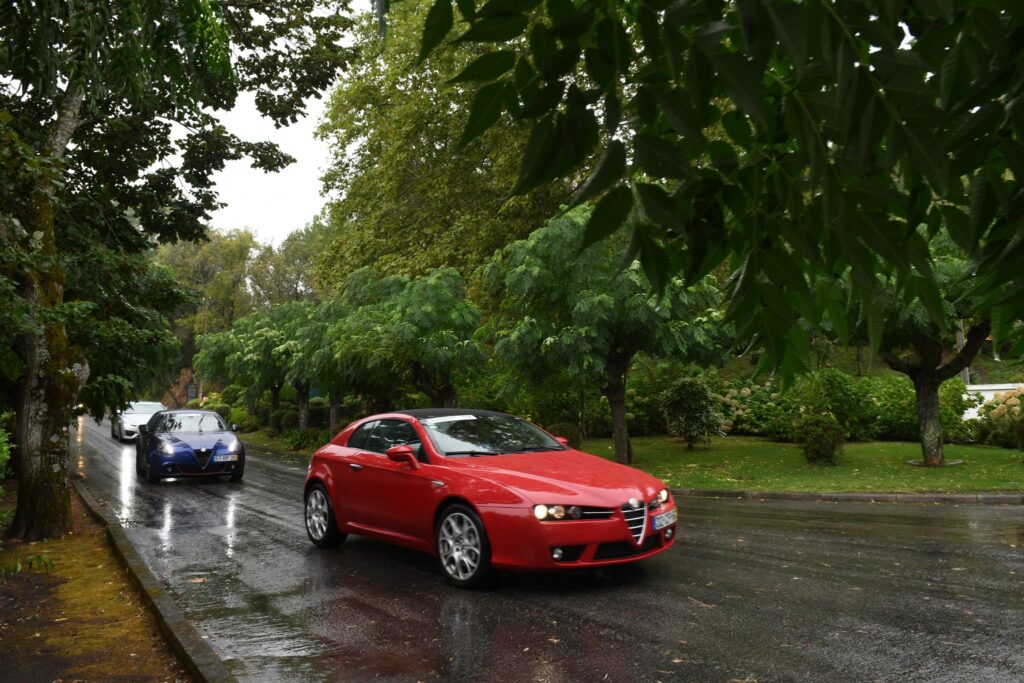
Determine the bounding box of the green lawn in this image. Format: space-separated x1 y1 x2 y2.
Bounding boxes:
582 436 1024 493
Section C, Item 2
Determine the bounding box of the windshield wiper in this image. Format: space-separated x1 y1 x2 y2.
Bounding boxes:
506 445 560 453
445 450 498 457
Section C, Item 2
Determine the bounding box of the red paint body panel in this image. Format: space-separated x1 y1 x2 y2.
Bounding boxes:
304 412 678 571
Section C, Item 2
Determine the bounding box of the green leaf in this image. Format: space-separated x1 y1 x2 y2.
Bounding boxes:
458 82 506 147
455 0 476 21
570 139 626 207
582 186 633 249
708 53 770 127
648 86 704 141
450 51 517 82
478 0 541 17
596 17 632 72
634 133 693 179
457 14 528 43
899 125 949 196
635 183 684 234
418 0 454 65
720 110 753 150
512 115 556 194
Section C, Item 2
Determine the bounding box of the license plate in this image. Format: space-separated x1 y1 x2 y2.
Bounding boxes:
652 508 677 530
212 453 238 463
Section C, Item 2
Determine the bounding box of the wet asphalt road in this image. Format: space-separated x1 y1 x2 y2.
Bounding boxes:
72 417 1024 682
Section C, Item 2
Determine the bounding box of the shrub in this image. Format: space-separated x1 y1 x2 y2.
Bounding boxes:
269 408 289 435
865 375 918 441
255 402 271 427
545 422 582 448
0 414 11 483
281 428 332 451
800 369 876 441
220 384 245 406
207 403 231 420
281 410 299 430
794 413 845 466
660 376 721 449
975 387 1024 449
185 398 203 409
308 396 329 428
228 408 260 433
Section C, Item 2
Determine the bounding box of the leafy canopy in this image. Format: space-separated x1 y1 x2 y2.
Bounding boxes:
418 0 1024 379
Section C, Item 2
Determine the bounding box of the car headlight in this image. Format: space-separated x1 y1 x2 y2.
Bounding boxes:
162 442 175 454
658 488 670 504
227 438 240 452
533 504 583 521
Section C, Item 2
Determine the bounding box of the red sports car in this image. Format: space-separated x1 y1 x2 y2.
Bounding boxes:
303 409 678 587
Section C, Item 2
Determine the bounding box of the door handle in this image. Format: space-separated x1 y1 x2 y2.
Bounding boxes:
349 463 363 471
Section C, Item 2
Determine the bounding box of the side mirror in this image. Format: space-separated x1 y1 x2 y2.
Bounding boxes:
139 424 148 434
555 436 570 446
231 424 239 432
386 444 419 469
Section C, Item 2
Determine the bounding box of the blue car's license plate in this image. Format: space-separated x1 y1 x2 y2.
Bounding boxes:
652 508 677 530
212 453 238 463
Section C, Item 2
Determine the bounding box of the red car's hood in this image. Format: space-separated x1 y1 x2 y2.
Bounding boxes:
444 449 665 506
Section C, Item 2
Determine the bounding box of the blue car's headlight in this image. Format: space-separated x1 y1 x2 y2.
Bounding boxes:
226 438 240 452
161 442 175 455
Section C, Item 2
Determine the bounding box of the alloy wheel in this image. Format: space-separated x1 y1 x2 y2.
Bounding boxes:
306 488 329 541
438 512 482 581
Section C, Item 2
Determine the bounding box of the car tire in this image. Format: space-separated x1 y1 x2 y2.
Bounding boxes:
144 453 159 484
229 459 244 482
304 483 344 548
111 421 117 440
436 504 494 589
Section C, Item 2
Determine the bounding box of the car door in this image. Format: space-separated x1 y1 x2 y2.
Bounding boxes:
347 418 437 542
330 420 378 525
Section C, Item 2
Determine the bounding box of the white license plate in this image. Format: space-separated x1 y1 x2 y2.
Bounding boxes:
212 453 238 463
652 508 677 530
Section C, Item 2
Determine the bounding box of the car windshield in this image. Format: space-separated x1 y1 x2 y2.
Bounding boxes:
421 414 566 457
126 402 164 415
158 413 228 433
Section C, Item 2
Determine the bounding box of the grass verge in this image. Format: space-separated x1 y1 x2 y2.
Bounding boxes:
582 435 1024 493
0 480 190 681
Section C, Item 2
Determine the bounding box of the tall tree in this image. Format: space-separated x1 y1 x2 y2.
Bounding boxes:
249 221 328 309
1 0 352 540
483 207 726 464
416 0 1024 465
316 0 575 283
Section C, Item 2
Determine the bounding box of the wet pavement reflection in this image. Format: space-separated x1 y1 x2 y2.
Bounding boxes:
73 418 1024 681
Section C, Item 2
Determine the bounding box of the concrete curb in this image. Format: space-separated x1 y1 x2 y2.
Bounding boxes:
672 488 1024 505
73 480 236 683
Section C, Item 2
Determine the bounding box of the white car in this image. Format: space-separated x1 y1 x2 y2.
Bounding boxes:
111 401 167 442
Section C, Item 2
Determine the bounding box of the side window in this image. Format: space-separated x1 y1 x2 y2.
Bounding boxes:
373 419 423 459
348 421 377 450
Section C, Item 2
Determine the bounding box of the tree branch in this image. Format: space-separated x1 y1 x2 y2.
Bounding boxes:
880 350 917 376
937 319 991 382
44 83 85 159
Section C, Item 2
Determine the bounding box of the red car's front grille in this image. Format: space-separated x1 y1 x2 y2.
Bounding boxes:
593 535 662 560
621 503 648 543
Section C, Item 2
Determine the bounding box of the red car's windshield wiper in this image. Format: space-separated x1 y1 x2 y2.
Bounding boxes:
445 450 497 457
506 445 561 452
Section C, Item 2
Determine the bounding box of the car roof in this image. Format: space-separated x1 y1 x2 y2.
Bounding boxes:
158 409 222 416
391 408 511 420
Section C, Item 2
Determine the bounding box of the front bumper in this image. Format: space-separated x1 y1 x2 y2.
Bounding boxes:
121 426 139 440
479 502 678 570
151 450 243 477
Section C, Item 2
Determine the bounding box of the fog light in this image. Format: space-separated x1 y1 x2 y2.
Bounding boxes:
665 527 674 539
568 505 582 519
551 547 563 560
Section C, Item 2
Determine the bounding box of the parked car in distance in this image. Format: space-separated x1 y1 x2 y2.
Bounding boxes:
136 409 244 484
111 401 167 441
303 409 678 588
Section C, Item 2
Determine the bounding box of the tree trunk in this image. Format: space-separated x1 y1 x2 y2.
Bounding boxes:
329 391 342 432
269 384 281 412
602 351 634 464
6 83 87 542
913 374 944 466
295 382 310 430
882 320 990 467
411 363 457 407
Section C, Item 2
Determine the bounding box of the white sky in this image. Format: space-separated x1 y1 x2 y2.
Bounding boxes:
208 90 332 247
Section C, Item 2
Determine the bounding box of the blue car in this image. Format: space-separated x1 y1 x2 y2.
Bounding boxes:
136 409 245 483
